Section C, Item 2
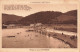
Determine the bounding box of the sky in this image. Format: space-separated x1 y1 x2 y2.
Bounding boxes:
1 0 78 17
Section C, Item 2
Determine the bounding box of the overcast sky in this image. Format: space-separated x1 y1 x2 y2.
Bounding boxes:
1 0 78 17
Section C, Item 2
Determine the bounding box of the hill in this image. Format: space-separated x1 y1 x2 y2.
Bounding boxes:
19 11 62 25
2 10 77 25
2 13 23 24
56 10 77 24
19 10 77 25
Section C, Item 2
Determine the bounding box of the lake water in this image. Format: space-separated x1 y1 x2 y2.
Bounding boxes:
46 29 77 36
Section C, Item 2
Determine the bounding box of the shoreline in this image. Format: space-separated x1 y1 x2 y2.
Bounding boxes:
46 32 77 48
2 28 77 48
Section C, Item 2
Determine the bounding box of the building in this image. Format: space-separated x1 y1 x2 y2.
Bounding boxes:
2 24 23 29
2 24 8 29
35 23 42 27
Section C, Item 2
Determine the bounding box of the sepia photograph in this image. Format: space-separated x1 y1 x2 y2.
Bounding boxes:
2 3 77 48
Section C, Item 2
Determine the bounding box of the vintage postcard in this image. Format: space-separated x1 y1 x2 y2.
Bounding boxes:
0 0 80 52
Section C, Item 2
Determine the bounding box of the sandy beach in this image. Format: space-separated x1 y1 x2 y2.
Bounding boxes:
2 28 70 48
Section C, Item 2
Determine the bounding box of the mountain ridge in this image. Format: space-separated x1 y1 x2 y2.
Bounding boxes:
2 10 77 25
